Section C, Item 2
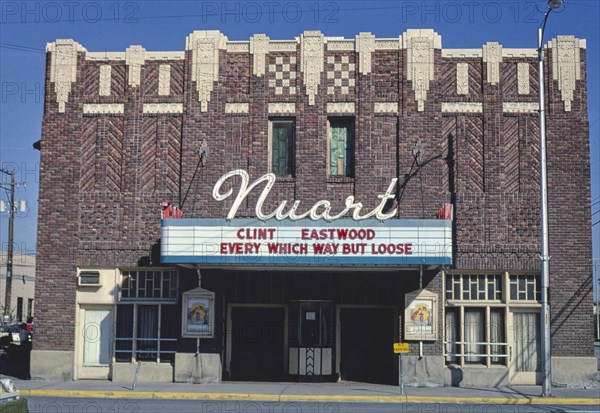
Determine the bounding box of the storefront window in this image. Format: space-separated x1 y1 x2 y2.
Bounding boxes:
115 269 178 363
444 272 541 368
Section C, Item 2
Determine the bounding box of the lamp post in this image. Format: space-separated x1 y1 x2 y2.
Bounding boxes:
538 0 564 398
0 169 15 319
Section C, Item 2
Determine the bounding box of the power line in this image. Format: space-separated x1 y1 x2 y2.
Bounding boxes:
1 0 598 25
0 44 45 54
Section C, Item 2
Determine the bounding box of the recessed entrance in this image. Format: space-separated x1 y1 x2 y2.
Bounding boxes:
339 307 396 385
229 305 286 381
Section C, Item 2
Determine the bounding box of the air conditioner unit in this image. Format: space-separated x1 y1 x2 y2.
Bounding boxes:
78 271 101 286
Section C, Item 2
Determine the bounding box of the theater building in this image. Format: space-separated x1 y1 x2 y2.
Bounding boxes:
33 30 595 386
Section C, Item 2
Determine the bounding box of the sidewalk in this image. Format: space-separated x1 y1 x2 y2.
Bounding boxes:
5 377 600 406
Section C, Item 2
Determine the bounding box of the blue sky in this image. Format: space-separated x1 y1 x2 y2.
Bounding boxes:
0 0 599 298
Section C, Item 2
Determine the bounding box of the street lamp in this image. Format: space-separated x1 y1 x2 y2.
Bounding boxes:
538 0 564 398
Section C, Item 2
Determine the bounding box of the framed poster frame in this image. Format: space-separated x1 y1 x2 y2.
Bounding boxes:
404 289 438 341
181 287 215 338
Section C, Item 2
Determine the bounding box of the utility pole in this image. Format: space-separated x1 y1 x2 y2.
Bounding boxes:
1 169 15 319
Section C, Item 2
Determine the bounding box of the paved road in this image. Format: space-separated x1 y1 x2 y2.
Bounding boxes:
25 397 600 413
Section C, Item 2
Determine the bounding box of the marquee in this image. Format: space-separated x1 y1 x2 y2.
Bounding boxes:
161 218 452 266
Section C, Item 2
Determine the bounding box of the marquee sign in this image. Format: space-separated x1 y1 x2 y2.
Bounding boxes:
161 218 452 266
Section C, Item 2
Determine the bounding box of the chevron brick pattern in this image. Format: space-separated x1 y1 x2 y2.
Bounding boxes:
142 63 160 97
110 64 126 96
165 117 182 194
503 117 520 193
140 117 158 193
80 118 97 191
441 117 456 193
458 116 484 193
440 61 482 98
106 118 124 192
501 61 537 99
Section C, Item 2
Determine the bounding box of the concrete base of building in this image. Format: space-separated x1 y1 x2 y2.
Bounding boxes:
444 366 509 387
111 362 173 383
31 350 74 381
400 356 444 387
174 353 222 383
551 357 599 385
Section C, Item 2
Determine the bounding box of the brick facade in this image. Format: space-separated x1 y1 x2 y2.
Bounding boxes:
35 31 593 363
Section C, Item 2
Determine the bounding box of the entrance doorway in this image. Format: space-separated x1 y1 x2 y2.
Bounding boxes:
228 305 286 381
77 306 112 379
339 307 396 385
509 310 541 384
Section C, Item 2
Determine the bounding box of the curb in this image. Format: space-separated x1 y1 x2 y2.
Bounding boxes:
20 389 600 405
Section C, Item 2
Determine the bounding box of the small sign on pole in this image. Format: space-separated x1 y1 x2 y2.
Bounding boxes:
393 342 410 353
394 342 409 396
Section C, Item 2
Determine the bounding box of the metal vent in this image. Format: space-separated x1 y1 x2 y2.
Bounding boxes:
78 271 101 286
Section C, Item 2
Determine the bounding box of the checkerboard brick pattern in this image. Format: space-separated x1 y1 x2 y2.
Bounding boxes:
268 55 297 95
327 55 356 95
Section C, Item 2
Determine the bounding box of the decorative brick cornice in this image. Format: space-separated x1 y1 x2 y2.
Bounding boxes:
355 32 376 75
327 102 355 114
374 102 398 113
517 63 530 95
142 103 183 114
502 102 539 114
226 42 249 53
186 30 228 112
125 46 146 88
158 65 171 96
83 103 125 115
442 49 482 58
99 65 111 96
402 29 441 112
456 63 469 95
47 39 85 113
441 102 483 113
375 39 401 50
483 42 502 85
86 52 125 61
250 34 269 77
327 40 354 51
268 102 295 114
225 103 250 114
300 31 325 106
549 36 585 112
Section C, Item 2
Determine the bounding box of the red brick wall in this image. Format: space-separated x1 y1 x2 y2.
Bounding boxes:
35 39 593 358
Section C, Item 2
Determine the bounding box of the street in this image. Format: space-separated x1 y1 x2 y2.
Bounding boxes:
25 397 600 413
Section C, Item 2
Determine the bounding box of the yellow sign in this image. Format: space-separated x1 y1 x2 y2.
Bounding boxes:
393 342 409 353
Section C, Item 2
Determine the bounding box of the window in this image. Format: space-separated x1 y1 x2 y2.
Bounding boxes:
120 269 178 300
328 118 354 177
16 297 23 322
445 274 502 301
444 272 541 367
509 274 540 301
116 269 178 363
27 299 33 320
269 118 295 177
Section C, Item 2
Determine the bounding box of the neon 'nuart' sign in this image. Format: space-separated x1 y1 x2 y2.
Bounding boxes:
212 169 398 221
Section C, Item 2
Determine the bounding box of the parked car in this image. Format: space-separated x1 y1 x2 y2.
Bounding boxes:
5 324 32 346
0 378 29 413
